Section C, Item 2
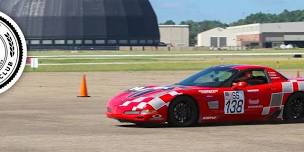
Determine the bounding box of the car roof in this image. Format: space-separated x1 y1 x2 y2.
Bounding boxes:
215 64 269 70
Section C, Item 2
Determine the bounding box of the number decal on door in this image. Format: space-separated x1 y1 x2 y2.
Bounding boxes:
224 91 245 114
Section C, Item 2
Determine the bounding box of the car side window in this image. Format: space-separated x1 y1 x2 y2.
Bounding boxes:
194 71 234 84
233 70 269 86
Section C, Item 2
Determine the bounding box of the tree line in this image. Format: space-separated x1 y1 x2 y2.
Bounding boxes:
161 9 304 46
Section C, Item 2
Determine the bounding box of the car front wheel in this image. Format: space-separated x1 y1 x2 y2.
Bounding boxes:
168 96 199 127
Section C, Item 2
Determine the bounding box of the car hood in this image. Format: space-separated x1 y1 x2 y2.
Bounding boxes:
107 85 215 107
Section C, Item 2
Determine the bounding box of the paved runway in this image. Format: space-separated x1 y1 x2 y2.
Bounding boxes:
0 71 303 152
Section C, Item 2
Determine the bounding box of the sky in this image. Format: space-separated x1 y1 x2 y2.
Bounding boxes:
150 0 304 24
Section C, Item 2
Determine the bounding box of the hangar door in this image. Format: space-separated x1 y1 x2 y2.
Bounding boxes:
210 37 227 47
211 37 218 47
219 37 227 47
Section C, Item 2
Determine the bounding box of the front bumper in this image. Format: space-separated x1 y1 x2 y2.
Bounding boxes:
107 112 166 124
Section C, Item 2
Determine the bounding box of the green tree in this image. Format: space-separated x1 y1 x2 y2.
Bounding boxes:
231 9 304 25
161 20 176 25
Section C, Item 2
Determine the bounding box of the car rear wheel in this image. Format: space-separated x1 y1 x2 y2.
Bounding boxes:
283 92 304 120
168 96 198 127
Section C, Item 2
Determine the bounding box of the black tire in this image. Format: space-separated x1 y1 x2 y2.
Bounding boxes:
168 96 199 127
283 92 304 120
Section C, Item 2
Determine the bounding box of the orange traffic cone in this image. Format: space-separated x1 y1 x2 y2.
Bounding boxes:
78 74 90 97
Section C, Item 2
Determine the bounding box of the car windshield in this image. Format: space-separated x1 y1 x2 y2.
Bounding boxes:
177 67 237 87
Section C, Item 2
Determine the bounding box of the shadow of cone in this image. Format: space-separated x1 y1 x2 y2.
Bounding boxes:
78 74 90 97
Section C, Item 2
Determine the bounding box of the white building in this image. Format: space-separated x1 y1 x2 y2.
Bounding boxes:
197 22 304 48
159 25 189 47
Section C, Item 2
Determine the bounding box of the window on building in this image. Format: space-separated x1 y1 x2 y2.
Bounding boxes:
42 40 53 45
30 40 40 45
108 40 117 45
139 40 146 45
75 40 82 45
119 40 128 45
54 40 65 45
154 40 160 44
130 40 138 45
84 40 93 45
67 40 74 45
147 40 154 44
95 40 105 45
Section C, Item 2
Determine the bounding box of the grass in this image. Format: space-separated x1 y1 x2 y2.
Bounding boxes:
25 49 304 72
38 58 158 64
25 57 304 72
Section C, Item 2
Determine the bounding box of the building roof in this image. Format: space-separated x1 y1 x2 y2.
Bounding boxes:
0 0 160 42
199 21 304 35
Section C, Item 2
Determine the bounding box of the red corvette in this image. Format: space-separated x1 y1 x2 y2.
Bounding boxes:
107 65 304 127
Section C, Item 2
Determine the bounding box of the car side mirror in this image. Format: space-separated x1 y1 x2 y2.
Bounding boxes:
232 82 248 90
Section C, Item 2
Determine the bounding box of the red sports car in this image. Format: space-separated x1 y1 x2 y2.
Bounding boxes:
107 65 304 127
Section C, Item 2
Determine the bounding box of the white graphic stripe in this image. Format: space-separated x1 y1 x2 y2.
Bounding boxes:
137 102 147 110
282 82 293 93
247 89 259 93
148 97 167 110
298 81 304 91
121 101 132 107
168 91 181 96
120 97 147 107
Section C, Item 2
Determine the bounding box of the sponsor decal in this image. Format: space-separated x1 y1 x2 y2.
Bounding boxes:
208 101 219 110
248 99 260 105
202 116 217 120
268 72 280 80
0 12 27 94
248 105 263 109
199 90 218 94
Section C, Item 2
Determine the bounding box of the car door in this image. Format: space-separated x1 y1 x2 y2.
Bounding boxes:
242 83 271 118
221 69 272 121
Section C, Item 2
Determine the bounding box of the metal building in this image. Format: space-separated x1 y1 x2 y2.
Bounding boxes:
0 0 160 50
159 25 189 47
197 22 304 49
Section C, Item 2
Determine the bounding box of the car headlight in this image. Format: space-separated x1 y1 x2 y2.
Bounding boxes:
124 111 141 115
124 110 157 115
140 110 157 115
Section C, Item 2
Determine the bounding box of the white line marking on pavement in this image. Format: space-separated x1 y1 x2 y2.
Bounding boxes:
28 53 304 59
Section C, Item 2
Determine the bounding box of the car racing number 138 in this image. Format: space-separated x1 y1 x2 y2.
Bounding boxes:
224 91 245 114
